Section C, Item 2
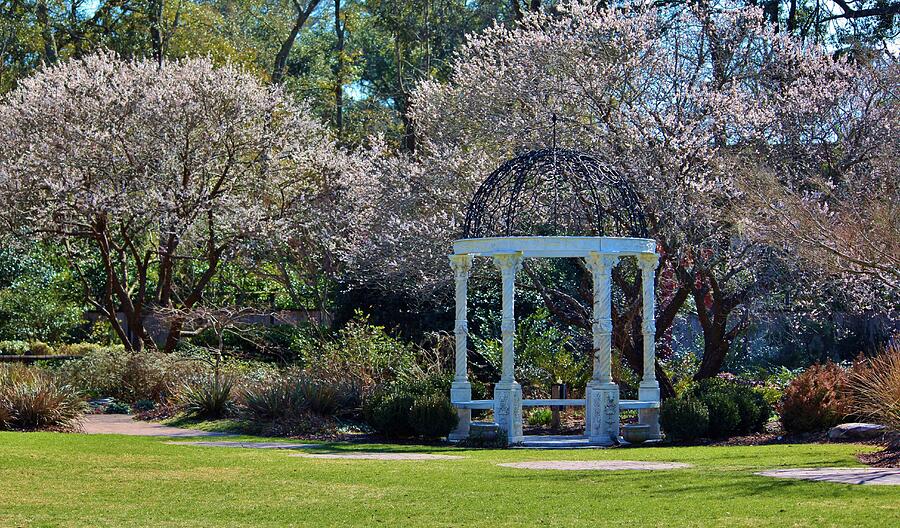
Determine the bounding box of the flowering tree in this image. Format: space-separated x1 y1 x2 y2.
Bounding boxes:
0 53 355 352
351 3 872 389
740 58 899 307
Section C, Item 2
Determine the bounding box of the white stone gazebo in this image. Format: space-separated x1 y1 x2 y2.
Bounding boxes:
446 148 661 446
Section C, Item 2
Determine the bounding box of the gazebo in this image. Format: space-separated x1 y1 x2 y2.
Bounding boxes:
448 148 661 446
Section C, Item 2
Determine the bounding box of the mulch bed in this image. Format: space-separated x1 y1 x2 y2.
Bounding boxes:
858 447 900 468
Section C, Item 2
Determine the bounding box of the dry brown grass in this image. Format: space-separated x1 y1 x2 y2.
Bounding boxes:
850 341 900 431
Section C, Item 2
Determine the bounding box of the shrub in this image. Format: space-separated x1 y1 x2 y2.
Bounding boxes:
700 392 741 438
56 343 107 357
779 362 853 433
134 399 156 412
178 375 235 419
56 347 196 403
0 367 85 430
242 371 344 424
660 398 709 442
0 340 28 356
27 341 53 356
408 394 458 438
367 391 416 438
849 342 900 431
690 378 772 436
0 401 10 428
527 408 553 427
104 400 131 414
302 312 417 402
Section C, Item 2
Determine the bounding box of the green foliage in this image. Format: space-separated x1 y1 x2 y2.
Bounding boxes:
779 362 853 433
689 378 771 437
476 308 588 391
364 371 454 438
28 341 53 356
242 378 306 422
0 365 85 430
660 398 710 442
241 369 344 429
527 408 552 427
408 394 458 439
699 392 741 439
56 343 113 357
0 341 28 356
367 391 417 437
302 311 417 405
133 400 156 413
56 347 199 403
178 375 236 419
104 400 132 415
0 245 84 343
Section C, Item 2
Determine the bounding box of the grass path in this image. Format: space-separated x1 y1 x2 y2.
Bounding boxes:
1 432 897 527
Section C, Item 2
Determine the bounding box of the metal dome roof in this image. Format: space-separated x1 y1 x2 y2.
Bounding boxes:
462 147 648 239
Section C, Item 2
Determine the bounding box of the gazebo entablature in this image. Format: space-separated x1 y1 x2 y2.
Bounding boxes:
448 236 660 445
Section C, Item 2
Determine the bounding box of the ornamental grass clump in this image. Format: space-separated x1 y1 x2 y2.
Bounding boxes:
178 375 236 419
850 341 900 431
0 365 85 430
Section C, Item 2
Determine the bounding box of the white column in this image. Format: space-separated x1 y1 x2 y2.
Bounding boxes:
492 252 523 444
448 254 473 441
637 253 661 440
584 252 620 445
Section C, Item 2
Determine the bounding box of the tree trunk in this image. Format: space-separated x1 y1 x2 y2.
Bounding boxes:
149 0 164 67
36 0 58 64
333 0 345 133
272 0 320 84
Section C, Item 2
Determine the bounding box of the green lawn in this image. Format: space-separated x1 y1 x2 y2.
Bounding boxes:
0 432 897 527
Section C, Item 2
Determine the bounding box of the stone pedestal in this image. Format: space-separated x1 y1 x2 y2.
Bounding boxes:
493 382 523 444
638 382 661 440
449 381 472 441
586 381 620 445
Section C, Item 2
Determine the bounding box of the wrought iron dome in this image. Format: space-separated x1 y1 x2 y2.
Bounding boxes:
462 147 648 239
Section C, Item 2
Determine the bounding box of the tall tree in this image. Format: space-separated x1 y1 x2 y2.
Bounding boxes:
0 53 355 352
350 4 869 390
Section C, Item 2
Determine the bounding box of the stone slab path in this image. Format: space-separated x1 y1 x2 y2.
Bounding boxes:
80 414 227 437
290 453 464 460
166 441 316 449
758 467 900 486
498 460 691 471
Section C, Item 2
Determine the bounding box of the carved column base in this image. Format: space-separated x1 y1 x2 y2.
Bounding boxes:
449 381 472 441
639 381 661 440
586 382 620 446
493 381 523 444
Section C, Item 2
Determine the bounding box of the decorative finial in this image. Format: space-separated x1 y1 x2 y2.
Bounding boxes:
551 113 558 151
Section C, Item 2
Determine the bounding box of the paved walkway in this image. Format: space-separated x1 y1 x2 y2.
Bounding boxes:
758 467 900 486
80 414 227 437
